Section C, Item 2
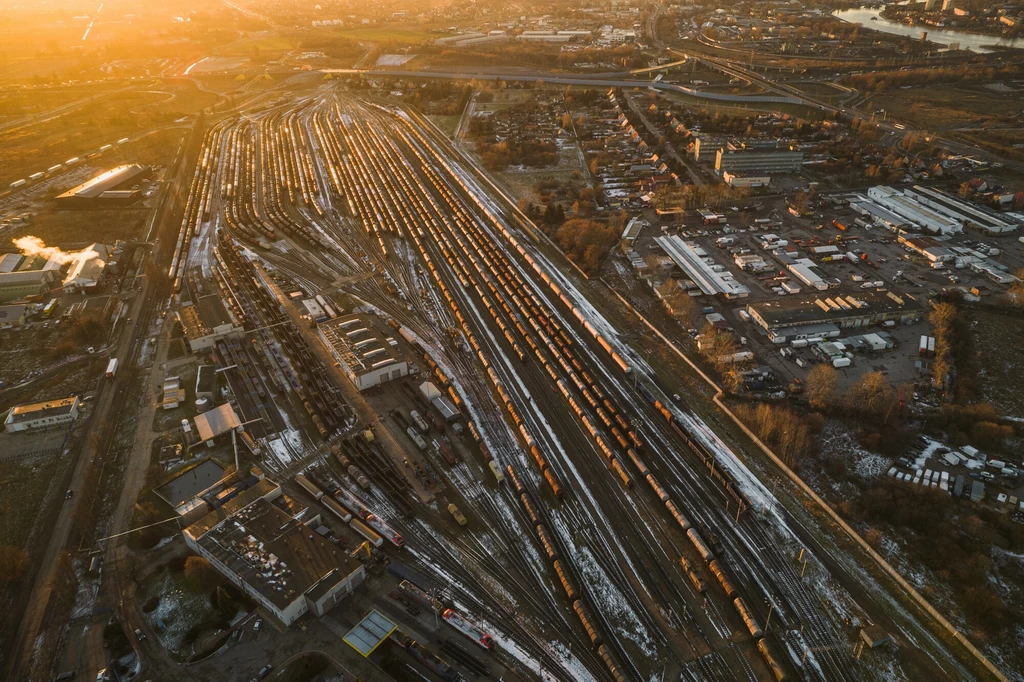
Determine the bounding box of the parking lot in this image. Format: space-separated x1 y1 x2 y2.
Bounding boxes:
624 190 1024 391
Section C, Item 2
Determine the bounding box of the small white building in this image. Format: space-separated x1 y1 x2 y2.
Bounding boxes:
4 396 80 433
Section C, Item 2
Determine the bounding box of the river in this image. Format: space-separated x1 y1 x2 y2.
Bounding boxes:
833 6 1024 53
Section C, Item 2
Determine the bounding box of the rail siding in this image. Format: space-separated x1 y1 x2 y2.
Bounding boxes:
607 286 1007 682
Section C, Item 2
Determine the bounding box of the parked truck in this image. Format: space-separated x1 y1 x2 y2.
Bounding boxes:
105 358 118 381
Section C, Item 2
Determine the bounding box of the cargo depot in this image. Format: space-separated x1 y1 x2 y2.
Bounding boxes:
746 290 925 344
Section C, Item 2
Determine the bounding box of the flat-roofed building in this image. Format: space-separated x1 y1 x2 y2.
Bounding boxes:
55 165 147 207
655 235 750 299
0 253 24 273
4 396 80 433
0 269 61 302
747 290 924 343
715 147 803 175
692 136 727 163
195 364 216 402
0 304 27 327
904 185 1016 234
318 314 408 390
722 171 770 188
183 489 365 625
179 294 242 352
867 186 961 235
899 235 953 262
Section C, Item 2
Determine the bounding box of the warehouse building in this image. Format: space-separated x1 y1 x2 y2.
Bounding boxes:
867 186 961 235
655 235 750 299
55 165 147 207
318 314 408 391
903 185 1016 234
715 146 803 175
746 291 925 344
899 235 954 262
0 269 62 302
4 396 80 433
183 480 366 625
0 304 28 327
849 195 910 231
179 294 242 353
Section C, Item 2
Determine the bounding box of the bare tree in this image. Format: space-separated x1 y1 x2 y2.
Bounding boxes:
698 323 741 374
806 364 839 411
0 545 29 583
846 371 896 419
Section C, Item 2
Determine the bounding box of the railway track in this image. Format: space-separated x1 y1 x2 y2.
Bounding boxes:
163 88 907 682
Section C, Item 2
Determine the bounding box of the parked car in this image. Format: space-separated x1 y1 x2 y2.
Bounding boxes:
259 664 273 679
134 628 146 641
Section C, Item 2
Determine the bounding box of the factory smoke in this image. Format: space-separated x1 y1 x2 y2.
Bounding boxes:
12 236 102 266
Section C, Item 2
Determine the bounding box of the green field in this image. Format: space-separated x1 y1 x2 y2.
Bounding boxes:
427 114 460 138
339 27 434 44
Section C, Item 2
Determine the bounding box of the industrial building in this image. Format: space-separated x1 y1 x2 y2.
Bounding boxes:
655 235 751 299
715 146 803 175
318 314 408 391
195 364 216 405
867 186 961 235
899 235 954 262
747 290 925 344
849 195 910 231
183 479 366 625
55 165 147 207
0 268 62 302
62 243 109 293
773 252 838 292
0 304 28 327
722 171 770 188
179 294 243 352
903 185 1017 234
4 396 80 433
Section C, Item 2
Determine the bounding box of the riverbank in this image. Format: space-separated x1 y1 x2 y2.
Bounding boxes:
834 6 1024 52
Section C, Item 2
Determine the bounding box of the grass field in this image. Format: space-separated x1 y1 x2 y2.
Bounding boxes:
9 207 153 246
426 114 460 138
339 27 434 44
0 453 70 547
972 309 1024 416
222 36 299 57
0 79 207 187
870 84 1023 131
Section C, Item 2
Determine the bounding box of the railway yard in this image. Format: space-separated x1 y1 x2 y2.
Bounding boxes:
113 83 998 682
